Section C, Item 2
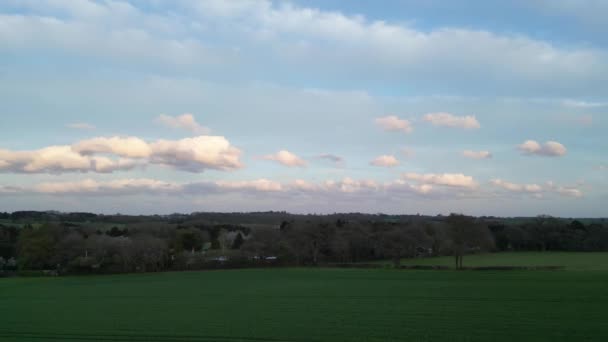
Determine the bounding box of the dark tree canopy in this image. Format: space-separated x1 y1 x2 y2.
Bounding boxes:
0 211 604 275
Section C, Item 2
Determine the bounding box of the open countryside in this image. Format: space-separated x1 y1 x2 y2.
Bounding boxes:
2 1 608 341
2 252 608 342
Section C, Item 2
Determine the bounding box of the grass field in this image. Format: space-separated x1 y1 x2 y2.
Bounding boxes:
397 251 608 271
1 253 608 341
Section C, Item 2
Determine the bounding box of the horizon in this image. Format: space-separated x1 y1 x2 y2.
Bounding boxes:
2 209 605 220
1 1 607 217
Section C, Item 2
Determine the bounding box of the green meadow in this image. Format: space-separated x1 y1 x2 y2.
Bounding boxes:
1 252 608 341
396 251 608 271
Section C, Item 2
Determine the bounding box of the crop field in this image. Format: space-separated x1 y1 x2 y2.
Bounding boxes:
396 251 608 271
1 253 608 341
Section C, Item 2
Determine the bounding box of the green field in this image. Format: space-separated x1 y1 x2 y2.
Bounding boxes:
1 253 608 341
397 251 608 271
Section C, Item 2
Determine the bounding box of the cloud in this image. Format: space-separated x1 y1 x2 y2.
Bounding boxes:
262 150 307 167
518 140 567 157
75 135 243 172
491 179 583 198
3 0 607 97
555 187 583 198
216 179 283 192
423 113 480 129
490 179 542 193
317 154 345 166
560 100 607 108
370 155 399 167
403 172 478 189
67 122 95 130
35 178 181 195
0 146 138 174
73 136 152 158
155 113 210 134
375 115 413 133
1 135 243 173
462 150 492 159
150 136 242 172
3 175 586 207
186 1 608 96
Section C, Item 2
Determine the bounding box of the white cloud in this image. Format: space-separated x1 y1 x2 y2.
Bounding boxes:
2 0 606 96
3 175 586 205
67 122 95 130
423 113 480 129
375 115 413 133
555 187 583 198
491 178 583 198
518 140 567 157
150 136 242 172
1 135 243 173
462 150 492 159
73 136 152 158
403 172 478 189
35 178 181 195
370 155 399 167
325 177 379 193
262 150 306 167
155 113 210 134
560 99 607 108
215 179 283 192
0 146 137 174
490 179 542 193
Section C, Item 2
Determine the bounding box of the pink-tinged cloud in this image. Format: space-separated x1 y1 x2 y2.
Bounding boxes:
1 135 242 174
370 155 399 167
491 179 583 198
462 150 492 159
403 172 478 189
518 140 567 157
155 113 210 134
263 150 307 167
423 112 480 129
0 146 138 174
375 115 413 133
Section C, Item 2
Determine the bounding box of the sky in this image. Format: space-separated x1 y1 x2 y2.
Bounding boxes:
0 0 607 217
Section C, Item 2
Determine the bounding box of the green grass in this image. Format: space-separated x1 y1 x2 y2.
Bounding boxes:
397 251 608 271
1 253 608 341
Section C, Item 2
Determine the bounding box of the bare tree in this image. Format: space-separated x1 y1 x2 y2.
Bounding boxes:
377 224 430 268
446 214 494 269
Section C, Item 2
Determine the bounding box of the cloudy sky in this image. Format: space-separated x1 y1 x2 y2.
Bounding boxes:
0 0 606 216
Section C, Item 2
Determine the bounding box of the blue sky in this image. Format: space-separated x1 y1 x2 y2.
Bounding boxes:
0 0 606 216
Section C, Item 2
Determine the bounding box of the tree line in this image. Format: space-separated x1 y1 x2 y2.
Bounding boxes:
0 211 606 275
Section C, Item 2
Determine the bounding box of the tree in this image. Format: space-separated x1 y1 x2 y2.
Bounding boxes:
446 214 494 269
377 225 430 268
16 224 63 270
231 232 245 249
241 228 281 259
217 229 238 254
173 228 207 253
56 232 86 270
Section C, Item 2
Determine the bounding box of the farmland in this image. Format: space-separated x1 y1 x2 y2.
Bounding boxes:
395 251 608 271
1 252 608 341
